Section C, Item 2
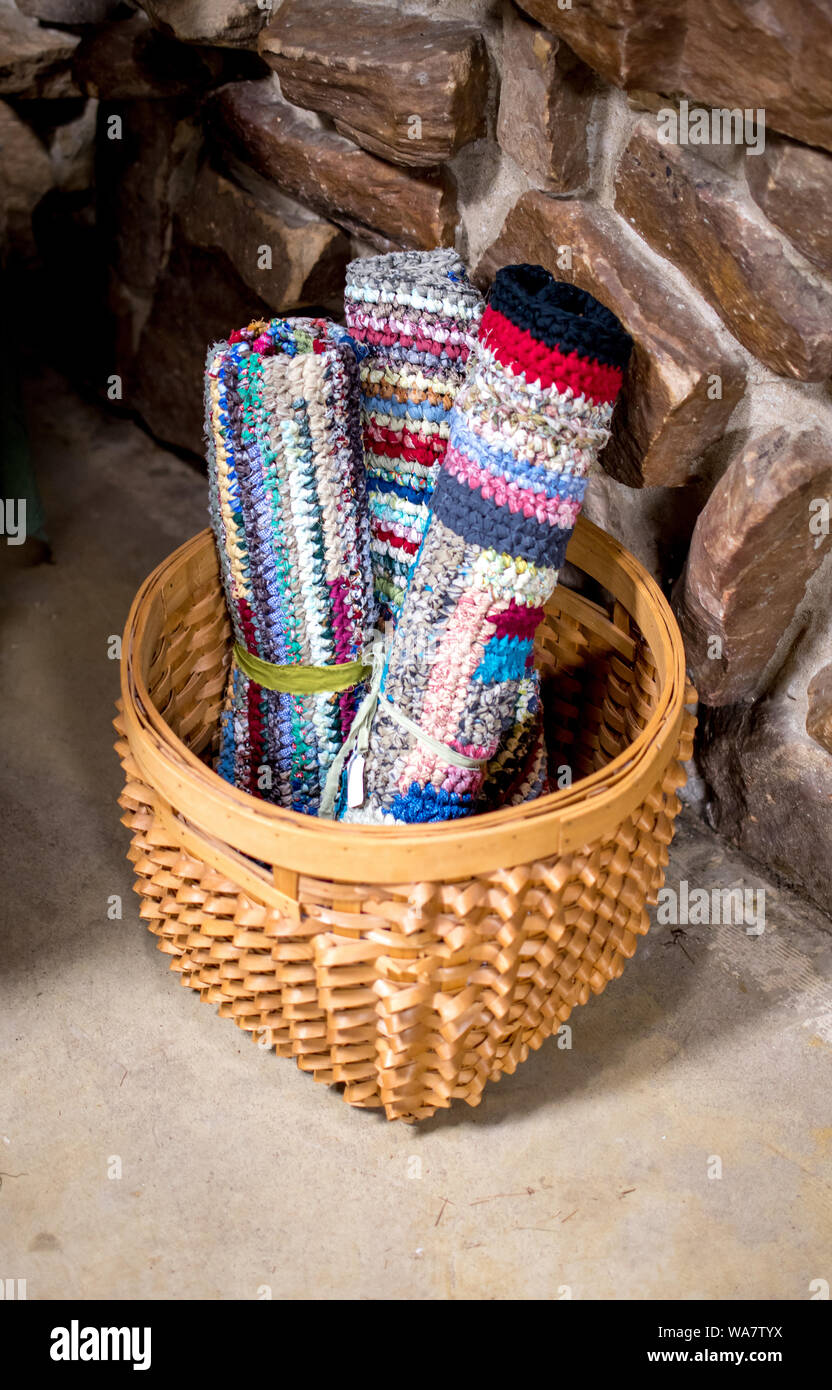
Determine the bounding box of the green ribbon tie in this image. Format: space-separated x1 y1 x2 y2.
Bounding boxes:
233 643 369 695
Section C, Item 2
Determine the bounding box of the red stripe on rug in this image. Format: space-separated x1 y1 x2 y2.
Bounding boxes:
479 304 623 404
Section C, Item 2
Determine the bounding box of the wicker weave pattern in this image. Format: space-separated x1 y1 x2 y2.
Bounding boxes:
115 526 695 1122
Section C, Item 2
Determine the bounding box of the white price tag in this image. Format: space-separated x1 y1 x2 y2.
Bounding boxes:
346 752 366 809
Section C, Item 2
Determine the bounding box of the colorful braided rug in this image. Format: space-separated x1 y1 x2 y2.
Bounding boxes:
205 316 375 815
344 249 483 625
336 264 633 825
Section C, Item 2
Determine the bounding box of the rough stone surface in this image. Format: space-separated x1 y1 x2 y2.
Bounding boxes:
518 0 675 91
74 14 226 99
0 2 80 98
699 698 832 918
96 98 200 304
138 0 267 48
16 0 122 21
95 96 201 392
259 0 489 167
179 160 348 313
497 3 594 191
476 192 744 487
677 427 832 706
696 543 832 915
746 135 832 280
209 79 456 249
129 224 271 454
520 0 832 153
128 164 347 455
582 469 703 589
806 663 832 756
0 98 53 256
48 96 97 192
614 119 832 382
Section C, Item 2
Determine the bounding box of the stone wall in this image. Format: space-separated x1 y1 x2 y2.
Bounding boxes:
3 0 832 911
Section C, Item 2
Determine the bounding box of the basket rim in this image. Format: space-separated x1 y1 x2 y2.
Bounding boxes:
119 516 691 882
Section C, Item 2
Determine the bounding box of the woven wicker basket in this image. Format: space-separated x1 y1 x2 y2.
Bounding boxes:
114 516 696 1122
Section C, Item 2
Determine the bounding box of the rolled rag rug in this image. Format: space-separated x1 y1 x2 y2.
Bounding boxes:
329 264 632 825
205 316 376 815
344 249 484 625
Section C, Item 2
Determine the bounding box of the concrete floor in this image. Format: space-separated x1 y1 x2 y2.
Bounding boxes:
2 373 832 1301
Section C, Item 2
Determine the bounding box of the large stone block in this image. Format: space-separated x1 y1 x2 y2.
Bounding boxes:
497 3 595 191
806 663 832 756
48 95 97 193
16 0 122 21
74 14 227 100
475 192 744 487
138 0 267 48
0 3 79 99
677 426 832 706
259 0 488 167
746 135 832 280
0 98 53 256
698 698 832 918
615 119 832 381
209 80 456 249
179 160 348 312
520 0 832 153
518 0 676 91
128 163 348 455
96 99 200 303
697 539 832 917
129 225 272 456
